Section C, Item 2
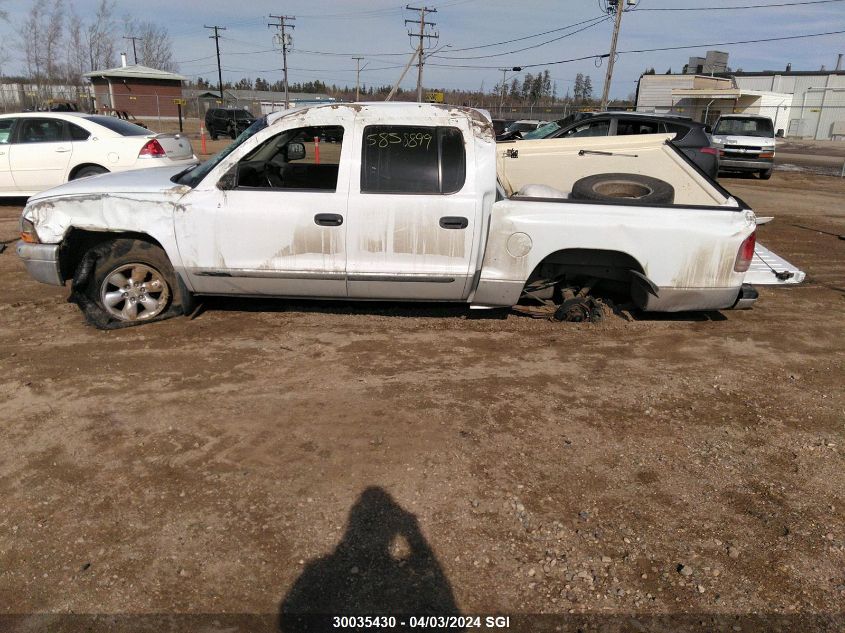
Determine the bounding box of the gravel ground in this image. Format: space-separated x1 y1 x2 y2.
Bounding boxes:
0 171 843 633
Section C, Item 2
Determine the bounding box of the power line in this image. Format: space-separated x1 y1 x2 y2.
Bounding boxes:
442 16 612 53
426 27 845 69
635 0 844 10
433 16 610 60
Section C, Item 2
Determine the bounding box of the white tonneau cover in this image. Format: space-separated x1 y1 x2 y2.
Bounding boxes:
745 243 806 285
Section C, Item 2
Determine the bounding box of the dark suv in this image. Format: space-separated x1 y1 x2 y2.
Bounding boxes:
520 112 720 179
205 108 256 140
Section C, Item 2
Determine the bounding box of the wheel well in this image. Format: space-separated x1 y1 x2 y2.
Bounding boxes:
526 248 647 304
529 248 645 282
59 229 164 281
68 163 108 180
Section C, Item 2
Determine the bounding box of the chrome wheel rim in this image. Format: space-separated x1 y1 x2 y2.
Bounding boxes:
100 263 170 322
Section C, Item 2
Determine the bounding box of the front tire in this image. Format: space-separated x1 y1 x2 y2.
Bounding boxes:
69 239 191 329
759 168 773 180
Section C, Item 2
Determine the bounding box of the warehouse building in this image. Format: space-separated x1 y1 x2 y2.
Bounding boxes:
636 53 845 140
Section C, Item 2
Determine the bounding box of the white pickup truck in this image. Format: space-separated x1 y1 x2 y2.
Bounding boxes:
17 102 761 328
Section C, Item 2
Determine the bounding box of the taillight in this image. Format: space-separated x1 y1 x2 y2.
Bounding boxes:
699 147 719 155
139 138 166 158
734 230 756 273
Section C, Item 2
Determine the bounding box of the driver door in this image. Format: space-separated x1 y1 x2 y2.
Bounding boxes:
175 120 351 298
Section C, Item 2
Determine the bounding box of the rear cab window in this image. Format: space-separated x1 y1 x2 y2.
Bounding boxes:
361 125 465 194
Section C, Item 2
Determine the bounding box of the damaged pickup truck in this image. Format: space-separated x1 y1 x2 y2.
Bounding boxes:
17 102 760 328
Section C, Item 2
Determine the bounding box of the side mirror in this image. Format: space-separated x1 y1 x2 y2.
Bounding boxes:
286 142 305 161
703 125 712 134
217 165 238 190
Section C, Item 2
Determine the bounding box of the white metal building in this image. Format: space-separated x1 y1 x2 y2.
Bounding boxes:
636 69 845 140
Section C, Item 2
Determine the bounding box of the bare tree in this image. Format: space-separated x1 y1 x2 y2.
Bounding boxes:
65 5 90 97
122 18 177 71
21 0 48 84
44 0 65 82
85 0 118 72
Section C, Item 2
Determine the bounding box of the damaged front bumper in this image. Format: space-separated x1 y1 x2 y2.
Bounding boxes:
16 241 64 286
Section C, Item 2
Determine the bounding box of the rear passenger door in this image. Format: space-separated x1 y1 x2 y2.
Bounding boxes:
346 122 479 300
9 117 73 191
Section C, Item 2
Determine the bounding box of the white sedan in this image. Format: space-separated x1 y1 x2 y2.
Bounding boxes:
0 112 197 197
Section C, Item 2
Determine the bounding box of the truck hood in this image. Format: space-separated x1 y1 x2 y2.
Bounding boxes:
28 165 195 202
712 134 775 148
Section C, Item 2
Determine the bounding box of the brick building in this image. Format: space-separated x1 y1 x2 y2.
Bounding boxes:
84 55 186 119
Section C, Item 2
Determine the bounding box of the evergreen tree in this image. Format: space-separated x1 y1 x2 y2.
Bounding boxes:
573 73 584 102
583 75 593 102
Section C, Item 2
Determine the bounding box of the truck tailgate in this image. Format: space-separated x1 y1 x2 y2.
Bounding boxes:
745 243 806 285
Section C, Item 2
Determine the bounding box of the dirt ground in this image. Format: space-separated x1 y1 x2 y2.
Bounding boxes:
1 170 844 632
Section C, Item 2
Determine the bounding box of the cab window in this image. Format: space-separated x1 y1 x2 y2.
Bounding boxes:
232 125 344 191
361 125 465 194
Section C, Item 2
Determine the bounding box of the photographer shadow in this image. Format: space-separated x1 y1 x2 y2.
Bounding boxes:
279 487 461 632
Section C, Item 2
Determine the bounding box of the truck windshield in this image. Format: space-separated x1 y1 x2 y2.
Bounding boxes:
174 116 268 188
714 117 774 138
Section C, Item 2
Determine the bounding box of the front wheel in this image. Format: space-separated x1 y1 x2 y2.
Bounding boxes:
759 168 773 180
70 239 192 329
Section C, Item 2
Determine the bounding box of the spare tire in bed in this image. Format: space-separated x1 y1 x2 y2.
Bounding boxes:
570 173 674 205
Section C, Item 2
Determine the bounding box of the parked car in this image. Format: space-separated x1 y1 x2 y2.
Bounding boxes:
496 119 547 141
205 108 256 140
711 114 776 179
0 112 197 197
516 111 720 179
17 102 769 328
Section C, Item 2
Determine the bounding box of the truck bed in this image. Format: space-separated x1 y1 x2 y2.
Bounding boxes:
497 133 737 209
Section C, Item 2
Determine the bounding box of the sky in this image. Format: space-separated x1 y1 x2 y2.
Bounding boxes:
1 0 844 99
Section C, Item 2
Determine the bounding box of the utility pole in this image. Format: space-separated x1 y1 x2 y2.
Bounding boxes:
352 56 367 101
405 6 438 103
600 0 625 111
204 25 227 101
269 15 296 109
498 66 522 113
123 36 143 64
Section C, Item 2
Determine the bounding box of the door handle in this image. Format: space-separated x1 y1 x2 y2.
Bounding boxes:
439 216 469 230
314 213 343 227
55 147 71 153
